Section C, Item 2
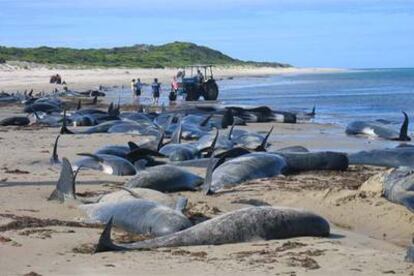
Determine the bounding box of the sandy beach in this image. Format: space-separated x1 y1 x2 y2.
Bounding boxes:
0 67 413 276
0 64 345 93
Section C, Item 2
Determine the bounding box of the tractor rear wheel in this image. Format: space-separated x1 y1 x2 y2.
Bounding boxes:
203 80 219 101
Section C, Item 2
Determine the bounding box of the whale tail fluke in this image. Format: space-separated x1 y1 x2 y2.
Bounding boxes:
48 158 76 202
399 112 411 141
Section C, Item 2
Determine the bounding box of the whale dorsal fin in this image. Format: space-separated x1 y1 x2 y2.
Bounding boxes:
200 114 213 127
50 135 61 164
48 158 76 202
228 122 235 140
257 126 274 151
399 112 411 141
201 129 219 158
127 141 140 151
60 110 74 134
95 217 125 253
202 154 226 195
157 130 165 151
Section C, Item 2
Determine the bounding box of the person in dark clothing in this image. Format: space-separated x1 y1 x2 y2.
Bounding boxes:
151 78 161 105
135 78 142 96
196 69 204 84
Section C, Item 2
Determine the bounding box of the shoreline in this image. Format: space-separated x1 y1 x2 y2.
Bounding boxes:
0 65 347 93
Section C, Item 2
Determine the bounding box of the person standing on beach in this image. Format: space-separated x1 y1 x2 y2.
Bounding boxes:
151 78 161 105
135 78 142 99
169 76 178 102
131 79 137 96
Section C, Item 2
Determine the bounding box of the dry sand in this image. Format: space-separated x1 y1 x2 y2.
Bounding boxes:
0 64 345 93
1 70 414 275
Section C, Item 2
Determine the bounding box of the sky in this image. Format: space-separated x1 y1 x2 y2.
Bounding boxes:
0 0 413 68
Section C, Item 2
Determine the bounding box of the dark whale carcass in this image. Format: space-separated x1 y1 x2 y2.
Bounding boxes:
348 147 414 168
0 116 30 126
95 206 330 252
204 152 287 194
345 112 410 141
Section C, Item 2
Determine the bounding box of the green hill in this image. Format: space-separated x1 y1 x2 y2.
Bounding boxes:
0 42 291 68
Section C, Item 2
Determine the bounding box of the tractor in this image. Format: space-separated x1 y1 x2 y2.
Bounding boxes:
175 65 219 101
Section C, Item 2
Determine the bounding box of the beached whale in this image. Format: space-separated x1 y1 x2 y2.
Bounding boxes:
50 158 191 236
381 168 414 212
73 153 138 176
126 165 204 192
275 151 349 173
158 124 218 161
95 206 330 252
49 158 181 208
204 152 287 194
232 126 273 151
24 102 61 114
345 112 410 141
276 145 310 153
407 244 414 263
348 147 414 168
97 187 178 208
0 116 30 126
79 198 192 236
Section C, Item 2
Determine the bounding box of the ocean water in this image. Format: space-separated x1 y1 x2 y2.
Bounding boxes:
219 68 414 129
108 68 414 130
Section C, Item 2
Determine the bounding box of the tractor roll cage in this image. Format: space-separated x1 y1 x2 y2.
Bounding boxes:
181 65 214 80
